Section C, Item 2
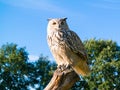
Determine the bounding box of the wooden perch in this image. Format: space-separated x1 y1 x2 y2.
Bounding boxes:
44 65 80 90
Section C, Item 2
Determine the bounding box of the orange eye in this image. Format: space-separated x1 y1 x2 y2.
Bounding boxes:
53 22 56 25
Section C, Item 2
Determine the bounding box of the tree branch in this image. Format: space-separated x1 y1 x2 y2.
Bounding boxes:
44 65 80 90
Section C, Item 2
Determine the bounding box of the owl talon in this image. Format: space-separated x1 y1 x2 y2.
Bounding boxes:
57 64 71 72
57 65 61 70
66 64 71 69
62 63 71 69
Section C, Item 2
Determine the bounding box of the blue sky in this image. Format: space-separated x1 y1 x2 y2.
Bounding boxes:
0 0 120 62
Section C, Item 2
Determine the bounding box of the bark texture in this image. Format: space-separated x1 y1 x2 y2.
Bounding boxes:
44 65 80 90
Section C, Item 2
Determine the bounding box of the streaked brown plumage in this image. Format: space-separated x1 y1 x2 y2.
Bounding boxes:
47 18 90 76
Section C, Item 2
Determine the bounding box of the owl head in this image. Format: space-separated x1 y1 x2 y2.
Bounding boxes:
47 18 69 32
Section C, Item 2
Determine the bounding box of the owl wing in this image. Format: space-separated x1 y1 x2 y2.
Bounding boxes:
64 30 88 60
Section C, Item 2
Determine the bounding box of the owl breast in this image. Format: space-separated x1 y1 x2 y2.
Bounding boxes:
47 30 70 65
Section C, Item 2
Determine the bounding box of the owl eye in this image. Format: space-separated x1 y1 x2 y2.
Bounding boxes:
52 22 56 25
61 21 64 25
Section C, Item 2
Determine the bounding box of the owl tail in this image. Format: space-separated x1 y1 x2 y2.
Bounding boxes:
72 60 90 76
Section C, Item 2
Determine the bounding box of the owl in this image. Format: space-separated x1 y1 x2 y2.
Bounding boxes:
47 18 90 76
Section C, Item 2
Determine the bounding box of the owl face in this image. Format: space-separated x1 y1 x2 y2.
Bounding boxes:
47 18 69 31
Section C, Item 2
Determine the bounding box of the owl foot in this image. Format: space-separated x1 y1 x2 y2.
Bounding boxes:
57 64 71 72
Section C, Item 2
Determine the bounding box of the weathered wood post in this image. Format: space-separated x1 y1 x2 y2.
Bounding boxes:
44 65 80 90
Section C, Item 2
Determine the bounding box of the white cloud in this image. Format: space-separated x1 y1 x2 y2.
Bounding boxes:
28 55 55 62
28 55 39 62
49 57 55 62
0 0 67 14
0 0 84 18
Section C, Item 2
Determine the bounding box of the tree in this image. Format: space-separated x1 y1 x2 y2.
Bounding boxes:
0 43 29 89
71 39 120 90
0 43 57 90
1 39 120 90
28 55 56 90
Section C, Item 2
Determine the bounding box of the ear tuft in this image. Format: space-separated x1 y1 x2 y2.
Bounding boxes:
63 17 67 21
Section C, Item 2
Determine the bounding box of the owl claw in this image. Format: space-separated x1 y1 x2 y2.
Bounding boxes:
57 65 62 71
65 64 71 69
57 64 71 71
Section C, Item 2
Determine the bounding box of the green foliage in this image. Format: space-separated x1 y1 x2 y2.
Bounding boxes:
27 55 56 90
1 39 120 90
0 43 29 89
72 39 120 90
0 43 56 90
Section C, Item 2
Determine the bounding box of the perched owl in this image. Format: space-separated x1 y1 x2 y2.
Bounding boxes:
47 18 90 76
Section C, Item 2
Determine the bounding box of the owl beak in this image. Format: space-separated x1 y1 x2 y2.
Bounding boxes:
56 26 61 30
